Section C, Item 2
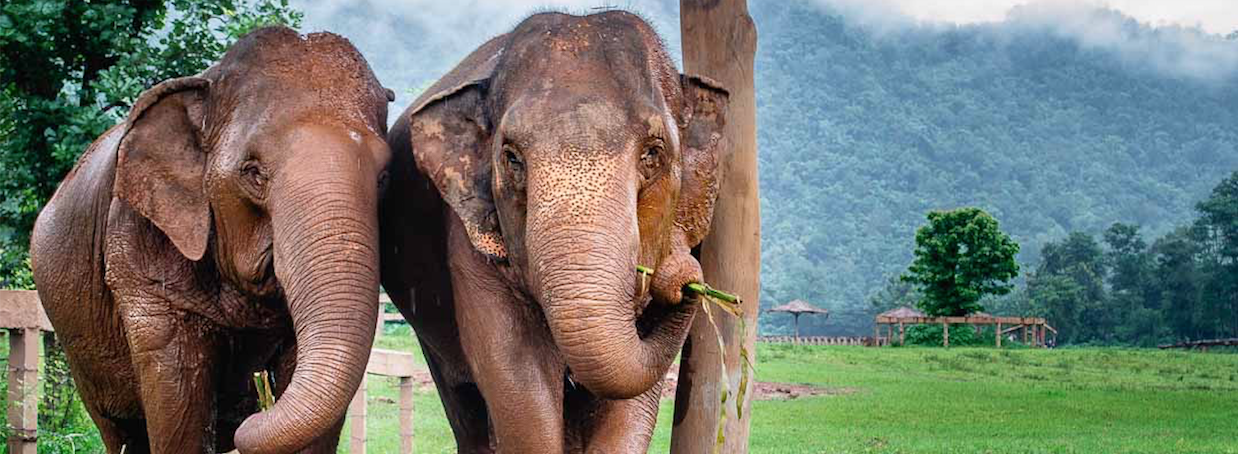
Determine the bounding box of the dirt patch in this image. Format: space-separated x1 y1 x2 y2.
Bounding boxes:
752 381 858 400
660 370 857 401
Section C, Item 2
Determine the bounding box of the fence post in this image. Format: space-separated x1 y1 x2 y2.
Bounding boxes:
348 376 367 453
399 377 414 454
7 327 40 454
942 322 949 348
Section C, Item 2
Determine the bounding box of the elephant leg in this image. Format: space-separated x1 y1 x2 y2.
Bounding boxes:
422 347 494 453
581 379 665 453
120 303 221 454
91 413 150 454
267 342 347 454
451 252 565 452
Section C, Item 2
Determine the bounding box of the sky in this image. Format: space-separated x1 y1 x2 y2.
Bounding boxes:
871 0 1238 35
292 0 1238 112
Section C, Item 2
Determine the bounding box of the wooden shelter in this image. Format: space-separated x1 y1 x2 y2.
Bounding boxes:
874 306 1057 348
768 300 829 338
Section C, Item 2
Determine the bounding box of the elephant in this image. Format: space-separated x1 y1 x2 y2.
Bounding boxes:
380 10 729 453
29 27 393 454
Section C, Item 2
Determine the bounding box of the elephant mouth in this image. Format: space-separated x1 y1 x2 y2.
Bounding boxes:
246 243 279 296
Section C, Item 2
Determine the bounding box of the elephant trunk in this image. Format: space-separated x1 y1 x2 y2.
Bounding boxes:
235 152 380 454
527 164 697 400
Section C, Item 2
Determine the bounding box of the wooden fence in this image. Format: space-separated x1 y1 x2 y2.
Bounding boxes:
757 336 870 346
874 315 1057 348
1158 338 1238 351
1 290 419 453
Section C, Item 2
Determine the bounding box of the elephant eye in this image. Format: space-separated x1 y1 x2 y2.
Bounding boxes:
240 160 269 196
640 141 664 174
503 144 525 172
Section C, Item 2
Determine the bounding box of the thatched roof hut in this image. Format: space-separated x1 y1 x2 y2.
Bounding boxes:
877 306 925 319
769 299 829 338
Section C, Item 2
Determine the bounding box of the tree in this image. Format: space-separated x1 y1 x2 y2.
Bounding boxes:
903 208 1020 316
1151 227 1205 339
1192 171 1238 337
0 0 302 287
1032 232 1109 343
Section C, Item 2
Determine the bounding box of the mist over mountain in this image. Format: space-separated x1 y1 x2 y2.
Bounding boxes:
294 1 1238 336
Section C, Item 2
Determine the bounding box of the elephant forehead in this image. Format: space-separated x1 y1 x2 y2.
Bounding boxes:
528 140 627 220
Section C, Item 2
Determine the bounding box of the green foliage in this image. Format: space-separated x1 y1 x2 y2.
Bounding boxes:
752 2 1238 336
0 0 302 287
903 208 1020 316
902 323 996 347
1024 173 1238 345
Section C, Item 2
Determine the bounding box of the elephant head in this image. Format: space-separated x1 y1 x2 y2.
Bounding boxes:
408 12 729 399
112 27 392 453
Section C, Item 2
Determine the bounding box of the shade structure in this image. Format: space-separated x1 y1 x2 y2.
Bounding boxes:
877 306 925 319
768 299 829 338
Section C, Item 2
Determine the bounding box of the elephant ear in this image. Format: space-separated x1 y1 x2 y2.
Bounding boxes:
408 36 508 260
114 76 212 261
674 74 730 248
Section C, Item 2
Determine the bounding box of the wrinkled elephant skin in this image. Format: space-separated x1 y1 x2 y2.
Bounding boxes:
381 11 730 453
30 27 393 454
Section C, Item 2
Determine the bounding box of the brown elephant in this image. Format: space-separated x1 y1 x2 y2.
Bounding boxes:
29 27 392 454
380 11 729 453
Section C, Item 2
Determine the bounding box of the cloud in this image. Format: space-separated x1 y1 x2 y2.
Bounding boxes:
811 0 1238 83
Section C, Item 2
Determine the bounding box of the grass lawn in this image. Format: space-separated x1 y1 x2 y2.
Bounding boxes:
5 327 1237 453
351 326 1238 453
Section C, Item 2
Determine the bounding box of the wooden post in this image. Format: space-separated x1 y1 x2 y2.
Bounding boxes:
898 322 905 346
942 322 950 348
674 1 760 452
348 375 367 453
7 328 40 454
793 313 800 339
399 377 415 454
996 322 1002 348
874 323 880 346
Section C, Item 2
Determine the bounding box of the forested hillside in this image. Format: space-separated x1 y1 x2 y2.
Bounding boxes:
753 2 1238 335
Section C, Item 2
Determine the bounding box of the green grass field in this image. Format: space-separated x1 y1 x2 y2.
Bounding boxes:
4 327 1237 453
349 326 1238 453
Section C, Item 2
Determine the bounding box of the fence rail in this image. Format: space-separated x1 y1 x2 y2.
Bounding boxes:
758 336 871 346
1158 338 1238 351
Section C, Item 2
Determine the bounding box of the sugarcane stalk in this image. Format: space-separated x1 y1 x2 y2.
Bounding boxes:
685 282 741 304
253 371 275 411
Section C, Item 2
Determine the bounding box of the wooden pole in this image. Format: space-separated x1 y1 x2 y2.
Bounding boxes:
674 1 759 452
793 314 800 340
399 377 415 454
7 328 40 454
943 322 950 348
996 322 1002 348
899 322 905 346
874 323 881 346
348 375 367 453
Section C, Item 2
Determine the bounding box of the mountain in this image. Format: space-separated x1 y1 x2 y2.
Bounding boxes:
752 2 1238 335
